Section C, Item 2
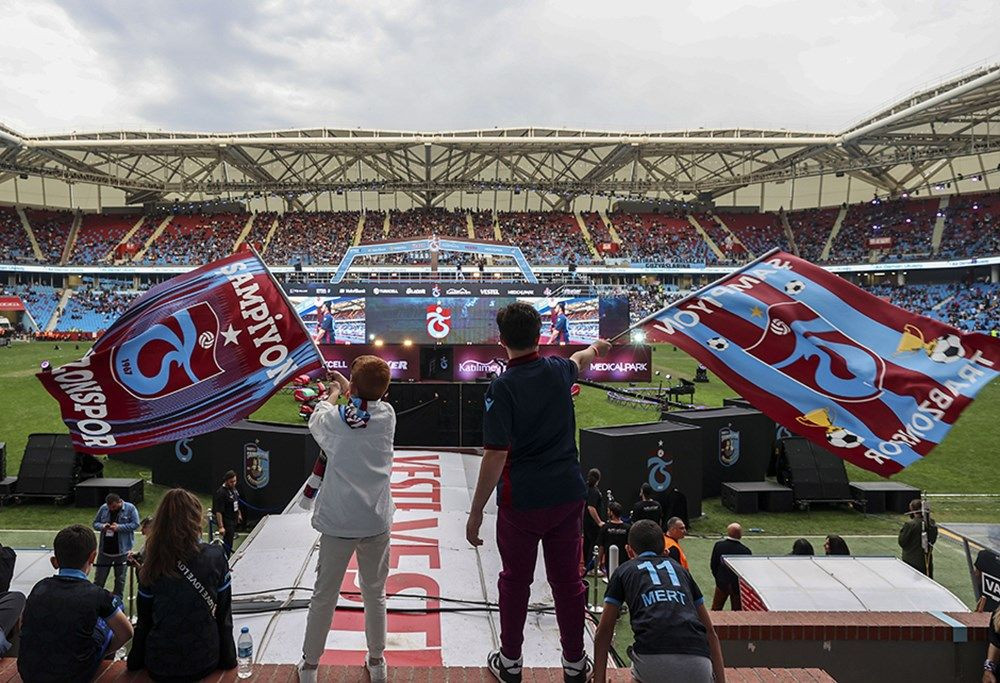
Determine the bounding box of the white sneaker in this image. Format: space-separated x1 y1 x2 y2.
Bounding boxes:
297 658 318 683
366 655 388 682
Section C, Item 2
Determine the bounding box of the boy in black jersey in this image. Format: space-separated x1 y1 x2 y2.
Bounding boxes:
596 502 630 575
593 520 725 683
19 525 133 683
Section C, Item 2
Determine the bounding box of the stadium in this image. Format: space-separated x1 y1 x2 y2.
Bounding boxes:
1 4 999 682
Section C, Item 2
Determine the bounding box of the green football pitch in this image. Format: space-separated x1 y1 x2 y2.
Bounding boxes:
1 341 996 615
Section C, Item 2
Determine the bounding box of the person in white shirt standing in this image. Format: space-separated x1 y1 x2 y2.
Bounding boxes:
296 356 396 683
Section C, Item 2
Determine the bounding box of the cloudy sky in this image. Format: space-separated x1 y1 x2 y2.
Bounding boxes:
2 0 998 135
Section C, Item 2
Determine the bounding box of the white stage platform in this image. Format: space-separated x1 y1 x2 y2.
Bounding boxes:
725 555 970 612
229 449 600 667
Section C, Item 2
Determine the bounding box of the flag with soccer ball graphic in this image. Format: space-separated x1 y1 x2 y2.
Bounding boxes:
635 250 1000 476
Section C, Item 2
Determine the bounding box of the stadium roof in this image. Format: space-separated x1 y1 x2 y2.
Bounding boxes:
1 63 999 208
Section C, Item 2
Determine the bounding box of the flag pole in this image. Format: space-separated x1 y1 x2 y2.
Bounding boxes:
609 247 783 344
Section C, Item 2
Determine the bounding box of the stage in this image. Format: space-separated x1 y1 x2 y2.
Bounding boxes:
229 448 606 667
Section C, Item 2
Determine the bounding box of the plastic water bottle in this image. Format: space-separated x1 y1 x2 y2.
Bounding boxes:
237 626 253 678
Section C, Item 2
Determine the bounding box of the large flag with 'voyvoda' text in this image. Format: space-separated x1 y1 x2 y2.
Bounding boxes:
640 251 1000 476
38 250 324 453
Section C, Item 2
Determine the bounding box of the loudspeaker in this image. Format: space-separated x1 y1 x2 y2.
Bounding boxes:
777 437 850 502
16 434 103 497
389 382 460 447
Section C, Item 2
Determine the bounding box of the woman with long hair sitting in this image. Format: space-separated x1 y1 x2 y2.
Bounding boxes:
127 488 237 681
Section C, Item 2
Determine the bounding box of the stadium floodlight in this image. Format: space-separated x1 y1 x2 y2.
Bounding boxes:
630 330 646 344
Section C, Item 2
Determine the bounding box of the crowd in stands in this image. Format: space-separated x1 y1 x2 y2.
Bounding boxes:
266 210 358 266
939 192 1000 259
72 213 141 263
470 210 496 241
610 210 717 265
389 208 467 240
828 198 936 264
719 212 790 257
786 207 839 262
26 209 74 263
56 278 144 332
139 212 247 265
581 211 613 245
0 283 61 329
0 192 998 269
0 207 36 262
497 211 595 265
867 281 998 333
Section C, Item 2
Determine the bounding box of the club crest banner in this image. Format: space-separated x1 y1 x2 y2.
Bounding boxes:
38 250 323 453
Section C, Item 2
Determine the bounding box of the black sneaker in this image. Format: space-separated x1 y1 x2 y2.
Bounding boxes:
487 650 523 683
562 654 594 682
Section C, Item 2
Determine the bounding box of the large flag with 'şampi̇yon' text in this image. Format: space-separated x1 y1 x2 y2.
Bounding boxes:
640 250 1000 476
38 250 324 453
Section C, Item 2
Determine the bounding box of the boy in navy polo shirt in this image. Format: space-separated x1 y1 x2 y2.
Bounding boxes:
593 520 726 683
18 524 133 683
466 301 610 683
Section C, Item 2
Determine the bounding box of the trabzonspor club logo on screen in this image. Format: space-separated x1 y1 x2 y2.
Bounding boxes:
426 304 452 339
112 302 224 399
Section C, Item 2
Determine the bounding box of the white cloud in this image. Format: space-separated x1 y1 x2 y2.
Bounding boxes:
1 0 997 135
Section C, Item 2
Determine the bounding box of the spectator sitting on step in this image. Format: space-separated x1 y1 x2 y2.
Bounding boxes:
663 516 690 569
629 483 662 526
824 534 851 556
0 540 25 656
127 489 237 681
790 538 815 556
596 502 630 576
18 525 133 682
92 493 140 598
709 523 752 611
593 520 726 683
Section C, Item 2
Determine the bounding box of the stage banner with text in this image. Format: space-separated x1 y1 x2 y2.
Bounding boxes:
640 251 1000 476
320 344 651 383
38 250 323 453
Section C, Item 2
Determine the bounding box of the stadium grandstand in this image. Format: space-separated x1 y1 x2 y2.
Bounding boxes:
1 63 998 336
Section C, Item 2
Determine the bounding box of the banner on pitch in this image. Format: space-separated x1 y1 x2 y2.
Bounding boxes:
640 250 1000 476
38 250 324 453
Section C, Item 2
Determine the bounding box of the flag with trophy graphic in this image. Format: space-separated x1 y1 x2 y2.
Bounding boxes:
38 249 324 453
639 250 1000 476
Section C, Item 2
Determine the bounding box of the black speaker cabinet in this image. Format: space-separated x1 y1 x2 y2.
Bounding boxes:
663 407 772 497
17 434 103 497
387 382 485 448
388 382 460 447
777 437 851 502
74 477 145 508
580 421 703 519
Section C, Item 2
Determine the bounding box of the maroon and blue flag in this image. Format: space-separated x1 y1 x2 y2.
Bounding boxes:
640 251 1000 476
38 250 324 453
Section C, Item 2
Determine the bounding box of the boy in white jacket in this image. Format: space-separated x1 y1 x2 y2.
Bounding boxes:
297 356 396 683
